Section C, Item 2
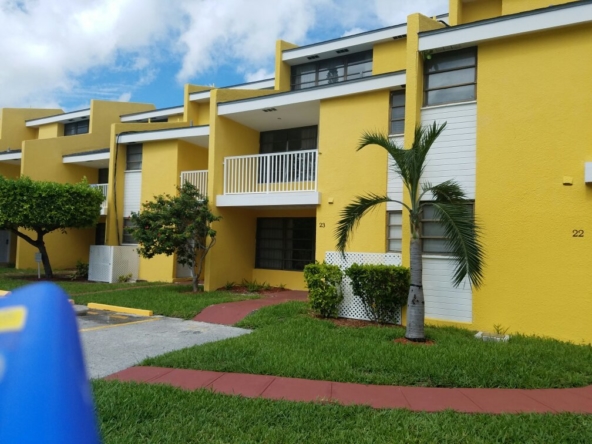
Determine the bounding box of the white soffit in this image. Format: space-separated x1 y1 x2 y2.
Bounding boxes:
585 162 592 183
419 2 592 51
118 125 210 148
189 90 212 102
63 151 110 168
0 151 22 164
25 109 90 127
216 191 321 208
219 71 406 116
283 24 407 65
120 106 184 122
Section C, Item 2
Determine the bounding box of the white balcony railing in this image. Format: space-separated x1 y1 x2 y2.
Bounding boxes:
180 170 208 197
90 184 108 215
224 150 318 195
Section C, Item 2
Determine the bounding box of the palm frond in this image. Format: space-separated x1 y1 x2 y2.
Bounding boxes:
335 194 394 253
431 202 485 288
357 132 410 184
427 180 467 203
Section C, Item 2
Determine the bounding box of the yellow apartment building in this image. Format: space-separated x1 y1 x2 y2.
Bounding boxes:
2 0 592 344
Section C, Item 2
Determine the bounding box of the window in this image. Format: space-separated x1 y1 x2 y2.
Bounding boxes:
126 144 142 171
95 223 106 246
387 211 403 252
256 218 316 271
150 117 168 123
98 168 109 184
291 51 373 90
424 47 477 106
64 119 89 136
390 91 405 135
421 202 474 254
260 126 318 154
122 218 137 244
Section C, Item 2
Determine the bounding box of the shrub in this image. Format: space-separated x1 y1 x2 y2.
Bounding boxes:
304 262 343 318
70 260 89 280
345 263 409 324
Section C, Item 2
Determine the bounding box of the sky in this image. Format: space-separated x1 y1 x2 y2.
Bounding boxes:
0 0 448 112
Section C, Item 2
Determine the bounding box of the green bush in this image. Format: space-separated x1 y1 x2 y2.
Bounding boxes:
70 260 89 280
304 262 343 318
345 263 409 324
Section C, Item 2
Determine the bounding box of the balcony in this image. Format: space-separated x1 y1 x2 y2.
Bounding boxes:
180 170 209 197
90 184 108 215
217 150 321 207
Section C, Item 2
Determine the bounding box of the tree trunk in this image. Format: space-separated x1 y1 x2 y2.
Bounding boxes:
37 235 53 279
405 237 425 341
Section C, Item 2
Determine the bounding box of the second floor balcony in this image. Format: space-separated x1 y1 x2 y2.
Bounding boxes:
217 149 321 207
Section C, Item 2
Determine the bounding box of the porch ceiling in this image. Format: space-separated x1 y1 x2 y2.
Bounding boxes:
219 101 320 132
63 149 110 169
0 151 22 165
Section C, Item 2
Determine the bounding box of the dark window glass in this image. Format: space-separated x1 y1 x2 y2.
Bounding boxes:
424 47 477 106
260 126 318 154
122 218 137 244
98 168 109 184
95 223 106 246
256 218 316 271
390 91 405 135
291 50 373 90
420 202 474 254
64 119 89 136
150 117 168 123
126 144 142 171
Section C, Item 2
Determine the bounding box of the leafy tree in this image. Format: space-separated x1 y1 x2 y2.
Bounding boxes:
336 123 485 341
129 182 220 292
0 176 104 279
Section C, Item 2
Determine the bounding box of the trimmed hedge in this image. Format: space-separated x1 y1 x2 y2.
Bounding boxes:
304 262 343 318
345 264 409 324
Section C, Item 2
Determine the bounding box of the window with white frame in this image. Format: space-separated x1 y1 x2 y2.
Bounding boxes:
390 91 405 135
424 47 477 107
122 218 137 245
387 211 403 252
291 51 373 90
421 202 474 254
126 144 142 171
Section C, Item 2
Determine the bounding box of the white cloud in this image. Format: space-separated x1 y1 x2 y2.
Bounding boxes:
342 27 366 37
244 68 275 83
0 0 449 108
117 92 132 102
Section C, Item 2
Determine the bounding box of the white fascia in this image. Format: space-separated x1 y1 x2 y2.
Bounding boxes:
189 90 212 102
216 191 321 207
283 24 407 65
120 106 184 122
63 151 109 164
419 2 592 52
25 109 91 127
227 79 275 90
0 152 22 162
118 125 210 144
218 72 406 115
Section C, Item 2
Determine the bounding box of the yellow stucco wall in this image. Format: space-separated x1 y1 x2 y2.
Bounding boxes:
38 123 62 139
502 0 575 15
472 23 592 343
462 0 501 23
0 164 20 178
0 108 60 150
317 91 390 258
275 40 298 92
373 40 407 75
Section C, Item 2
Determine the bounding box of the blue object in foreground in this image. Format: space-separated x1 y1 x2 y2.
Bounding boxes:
0 282 101 444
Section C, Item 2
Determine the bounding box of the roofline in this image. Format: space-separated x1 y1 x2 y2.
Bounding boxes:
62 148 110 158
218 70 405 107
120 105 184 119
25 108 90 127
117 125 210 144
420 0 592 37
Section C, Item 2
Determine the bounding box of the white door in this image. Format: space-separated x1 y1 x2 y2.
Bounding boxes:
0 230 11 263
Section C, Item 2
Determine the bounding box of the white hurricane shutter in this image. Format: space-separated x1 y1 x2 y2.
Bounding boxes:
123 171 142 217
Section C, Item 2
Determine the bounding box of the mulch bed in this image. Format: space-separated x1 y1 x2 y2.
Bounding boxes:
15 274 88 282
393 337 435 346
327 317 403 329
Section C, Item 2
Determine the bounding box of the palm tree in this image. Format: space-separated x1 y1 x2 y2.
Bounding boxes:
336 122 484 341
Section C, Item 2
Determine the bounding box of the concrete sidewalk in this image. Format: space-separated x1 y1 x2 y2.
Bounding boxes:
106 366 592 414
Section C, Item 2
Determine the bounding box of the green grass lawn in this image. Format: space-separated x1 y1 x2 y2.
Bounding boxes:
0 267 258 319
94 380 592 444
72 285 258 319
144 302 592 389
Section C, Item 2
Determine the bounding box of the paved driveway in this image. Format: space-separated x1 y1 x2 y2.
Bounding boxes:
78 310 250 379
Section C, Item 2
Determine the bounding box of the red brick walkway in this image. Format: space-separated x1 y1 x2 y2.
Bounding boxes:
107 290 592 414
193 290 308 325
106 366 592 414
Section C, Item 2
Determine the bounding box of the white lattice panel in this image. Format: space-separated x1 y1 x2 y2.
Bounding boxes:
325 252 403 323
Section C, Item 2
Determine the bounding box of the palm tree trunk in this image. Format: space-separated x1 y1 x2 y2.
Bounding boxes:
405 237 425 341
